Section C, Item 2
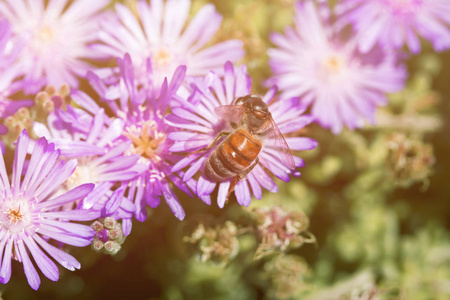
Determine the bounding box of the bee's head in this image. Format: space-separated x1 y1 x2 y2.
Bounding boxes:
237 95 270 133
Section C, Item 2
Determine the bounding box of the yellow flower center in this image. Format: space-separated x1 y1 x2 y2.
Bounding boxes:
124 120 166 162
0 197 32 233
37 26 55 43
317 52 350 86
5 206 24 225
324 54 344 74
30 24 60 55
152 48 173 69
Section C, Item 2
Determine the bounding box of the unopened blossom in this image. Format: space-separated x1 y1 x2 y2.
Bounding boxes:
336 0 450 53
267 1 407 133
91 217 126 256
2 85 72 149
33 105 145 236
167 62 317 207
0 130 98 290
0 0 111 93
92 0 244 92
76 54 196 221
33 84 71 121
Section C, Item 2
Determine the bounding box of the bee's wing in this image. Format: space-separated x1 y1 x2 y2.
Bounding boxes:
263 115 296 171
214 104 245 125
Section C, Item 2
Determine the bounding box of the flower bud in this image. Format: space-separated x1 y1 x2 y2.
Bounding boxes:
90 218 126 255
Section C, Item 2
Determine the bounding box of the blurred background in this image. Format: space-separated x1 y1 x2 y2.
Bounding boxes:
2 0 450 299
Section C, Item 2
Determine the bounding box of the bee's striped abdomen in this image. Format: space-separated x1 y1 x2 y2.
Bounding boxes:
204 129 262 181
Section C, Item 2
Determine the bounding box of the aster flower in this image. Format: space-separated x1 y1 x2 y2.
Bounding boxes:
33 106 145 236
267 1 407 133
0 0 111 93
0 130 98 290
75 53 196 221
0 19 33 135
166 62 317 208
91 0 244 93
336 0 450 54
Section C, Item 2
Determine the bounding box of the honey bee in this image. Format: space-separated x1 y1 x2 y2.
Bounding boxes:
203 95 295 200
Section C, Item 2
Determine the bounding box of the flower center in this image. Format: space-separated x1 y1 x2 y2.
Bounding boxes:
38 26 55 43
152 48 173 69
0 197 32 233
6 207 24 224
324 54 344 73
28 24 60 56
318 53 349 85
124 120 166 162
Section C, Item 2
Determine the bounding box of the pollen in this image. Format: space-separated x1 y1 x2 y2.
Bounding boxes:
324 54 344 73
0 198 32 233
124 120 166 162
318 52 350 86
5 207 24 224
38 26 54 43
32 24 60 54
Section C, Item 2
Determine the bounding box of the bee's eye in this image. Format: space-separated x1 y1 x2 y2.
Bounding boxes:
253 110 267 119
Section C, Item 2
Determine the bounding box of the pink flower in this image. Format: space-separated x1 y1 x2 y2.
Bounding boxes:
0 130 98 290
336 0 450 53
91 0 244 92
0 0 111 93
267 1 407 133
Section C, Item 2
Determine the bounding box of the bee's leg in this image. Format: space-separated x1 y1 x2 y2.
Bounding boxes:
226 157 260 200
192 131 231 154
207 131 231 150
226 176 240 202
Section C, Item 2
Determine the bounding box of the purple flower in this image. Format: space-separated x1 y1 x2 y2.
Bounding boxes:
75 54 196 221
0 130 98 290
33 106 145 236
0 0 111 93
336 0 450 54
267 1 407 134
0 19 33 134
166 62 317 208
91 0 244 92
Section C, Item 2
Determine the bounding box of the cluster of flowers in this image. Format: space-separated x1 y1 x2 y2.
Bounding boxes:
0 0 448 290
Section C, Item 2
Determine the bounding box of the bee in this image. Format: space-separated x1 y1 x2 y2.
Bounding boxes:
203 95 295 200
